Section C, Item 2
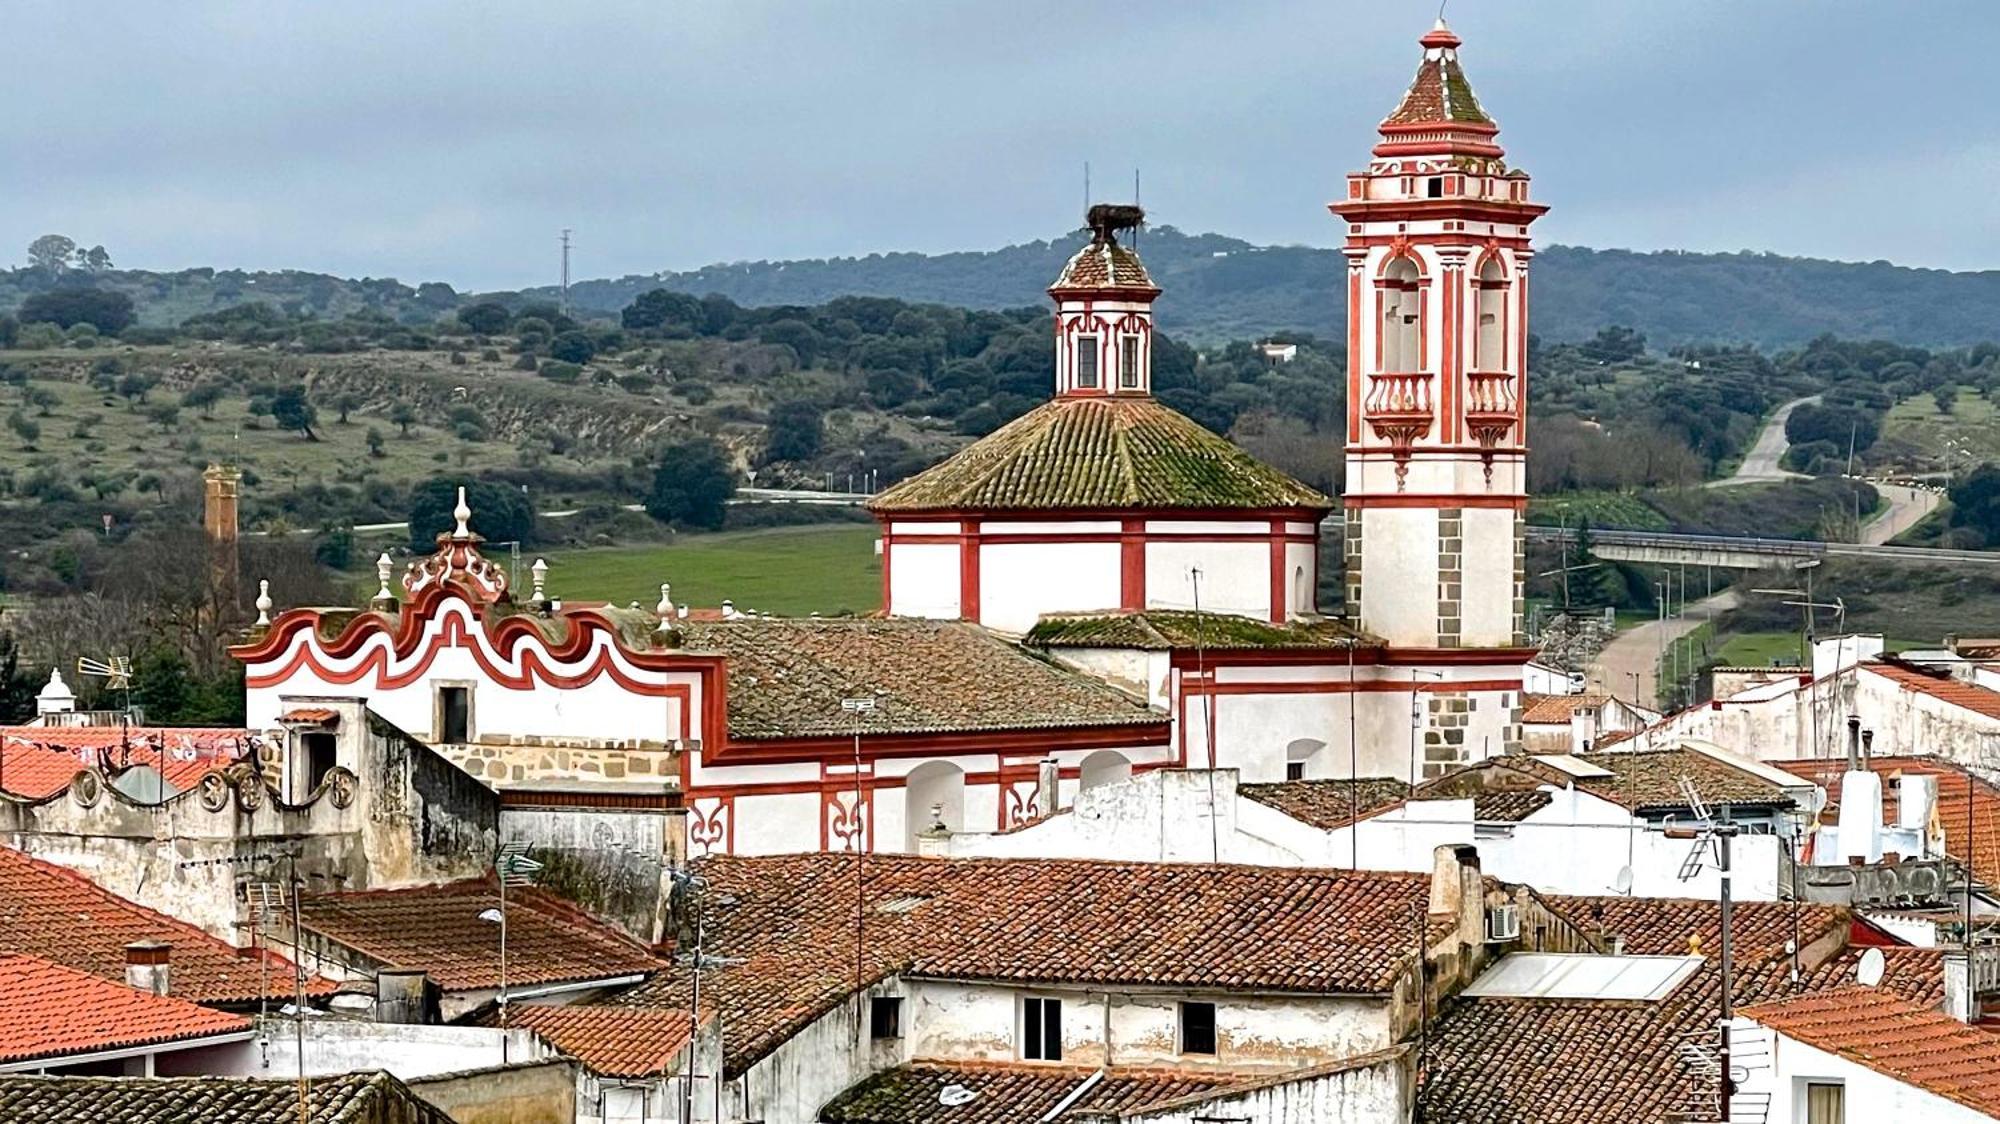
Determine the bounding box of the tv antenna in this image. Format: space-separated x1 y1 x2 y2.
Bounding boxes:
1662 776 1747 1122
559 229 573 316
76 655 131 693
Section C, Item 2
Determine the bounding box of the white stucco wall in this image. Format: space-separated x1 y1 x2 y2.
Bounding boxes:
885 541 960 620
1146 540 1269 618
1357 508 1439 647
980 541 1120 633
1460 507 1516 646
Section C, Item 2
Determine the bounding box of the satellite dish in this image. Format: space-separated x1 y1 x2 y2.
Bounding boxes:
938 1084 978 1107
1856 947 1886 988
1613 866 1634 895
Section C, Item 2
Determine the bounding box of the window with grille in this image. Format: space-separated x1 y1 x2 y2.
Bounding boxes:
1075 336 1100 389
1022 996 1062 1061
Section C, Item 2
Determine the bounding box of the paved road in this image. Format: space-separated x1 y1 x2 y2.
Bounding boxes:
1586 589 1739 704
1861 481 1941 547
1707 396 1816 488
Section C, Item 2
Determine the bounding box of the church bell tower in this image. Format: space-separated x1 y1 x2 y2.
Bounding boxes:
1331 20 1547 650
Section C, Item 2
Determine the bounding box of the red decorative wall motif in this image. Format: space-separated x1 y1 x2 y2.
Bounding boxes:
688 796 733 857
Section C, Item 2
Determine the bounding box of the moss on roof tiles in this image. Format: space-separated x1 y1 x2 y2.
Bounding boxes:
867 397 1332 513
1025 610 1369 652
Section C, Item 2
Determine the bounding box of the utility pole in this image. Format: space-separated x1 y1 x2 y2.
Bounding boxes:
559 229 573 317
1664 797 1741 1123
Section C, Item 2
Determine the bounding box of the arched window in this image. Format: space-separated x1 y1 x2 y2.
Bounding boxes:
1474 258 1506 371
1079 750 1132 793
904 761 966 851
1286 738 1327 781
1380 258 1422 372
1292 565 1310 617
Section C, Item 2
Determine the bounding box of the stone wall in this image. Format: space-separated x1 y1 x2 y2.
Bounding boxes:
407 1058 578 1124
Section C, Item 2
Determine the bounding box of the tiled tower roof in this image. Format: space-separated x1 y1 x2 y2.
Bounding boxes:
1382 21 1492 127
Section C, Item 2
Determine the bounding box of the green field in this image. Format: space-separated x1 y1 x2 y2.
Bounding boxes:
1884 385 1999 468
535 524 881 617
1712 630 1802 669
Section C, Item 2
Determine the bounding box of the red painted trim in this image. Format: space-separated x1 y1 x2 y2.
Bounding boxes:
1182 677 1522 697
1343 494 1526 511
869 505 1331 522
1120 518 1144 612
1332 198 1548 224
1346 268 1363 445
701 720 1170 767
1268 519 1287 624
686 759 1172 805
1441 263 1459 444
879 533 892 614
960 528 981 622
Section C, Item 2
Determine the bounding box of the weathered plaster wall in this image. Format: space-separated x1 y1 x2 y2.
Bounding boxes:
1112 1048 1411 1124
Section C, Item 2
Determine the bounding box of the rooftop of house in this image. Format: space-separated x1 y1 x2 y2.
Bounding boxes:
1864 659 2000 722
0 726 256 798
1743 986 2000 1117
0 1071 447 1124
1423 898 1859 1123
679 618 1165 740
0 845 318 1004
1382 22 1494 129
295 879 664 992
1773 755 2000 888
865 395 1332 514
1518 693 1610 725
0 954 250 1066
1238 777 1412 830
493 1005 698 1079
820 1062 1229 1124
609 853 1452 1076
1413 746 1798 817
1025 610 1369 652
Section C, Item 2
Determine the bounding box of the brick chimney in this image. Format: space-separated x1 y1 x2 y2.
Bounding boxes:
124 939 171 996
203 463 242 597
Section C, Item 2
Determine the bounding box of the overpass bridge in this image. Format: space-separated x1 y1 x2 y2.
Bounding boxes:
1525 525 2000 569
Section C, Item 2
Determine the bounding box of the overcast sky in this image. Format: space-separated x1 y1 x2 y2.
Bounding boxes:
5 2 1992 290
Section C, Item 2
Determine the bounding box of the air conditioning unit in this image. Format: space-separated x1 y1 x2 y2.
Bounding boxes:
1485 903 1521 942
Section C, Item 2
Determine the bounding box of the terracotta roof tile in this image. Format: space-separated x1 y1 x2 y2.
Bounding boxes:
0 954 249 1064
279 708 339 725
0 1071 448 1123
1420 748 1795 814
1774 755 2000 888
1383 52 1492 127
499 1006 695 1078
0 726 256 797
1239 778 1410 830
1519 694 1609 725
1027 611 1368 652
0 845 317 1003
610 854 1445 1075
867 396 1331 514
821 1062 1229 1124
682 619 1164 739
1545 894 1845 959
297 880 664 992
1743 986 2000 1116
1474 790 1555 822
1864 659 2000 721
1050 238 1158 296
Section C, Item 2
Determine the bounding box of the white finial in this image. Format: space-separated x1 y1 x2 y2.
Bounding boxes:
656 583 674 628
254 579 273 626
677 605 689 620
35 668 75 717
531 558 548 603
375 553 394 602
452 486 472 540
721 598 736 620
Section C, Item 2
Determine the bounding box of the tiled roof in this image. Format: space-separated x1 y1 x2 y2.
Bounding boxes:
1475 790 1554 822
1743 986 2000 1116
1778 944 1943 1007
279 708 339 724
681 619 1164 739
821 1062 1227 1124
1050 237 1158 295
1424 897 1855 1124
867 396 1332 514
497 1005 696 1078
0 954 249 1064
1239 778 1410 830
1026 611 1367 652
0 845 317 1003
1382 25 1492 127
0 1071 448 1124
0 726 255 797
1422 747 1794 814
1519 694 1609 725
1774 755 2000 888
610 853 1446 1075
1864 659 2000 721
296 880 664 991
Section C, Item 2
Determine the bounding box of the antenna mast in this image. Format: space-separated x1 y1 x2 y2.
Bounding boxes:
1664 777 1743 1122
559 228 573 316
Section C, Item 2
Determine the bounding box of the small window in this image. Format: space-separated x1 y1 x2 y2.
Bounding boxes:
1179 1001 1217 1055
439 686 470 743
869 996 902 1040
1075 336 1100 390
302 733 337 796
1426 177 1443 198
1118 335 1141 389
1286 761 1306 781
1805 1081 1844 1124
1022 996 1062 1061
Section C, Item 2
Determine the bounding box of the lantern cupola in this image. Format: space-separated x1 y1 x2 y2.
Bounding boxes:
1049 204 1160 398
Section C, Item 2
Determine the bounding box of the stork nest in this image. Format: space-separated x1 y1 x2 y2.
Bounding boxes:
1085 203 1146 243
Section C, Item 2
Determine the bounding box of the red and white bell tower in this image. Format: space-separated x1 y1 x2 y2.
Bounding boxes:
1331 20 1547 652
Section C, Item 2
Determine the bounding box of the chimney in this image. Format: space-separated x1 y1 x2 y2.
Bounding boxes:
1846 715 1862 771
202 464 242 597
374 969 436 1024
1428 844 1484 945
1862 729 1875 763
1944 950 1974 1023
1037 757 1062 818
124 939 171 996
